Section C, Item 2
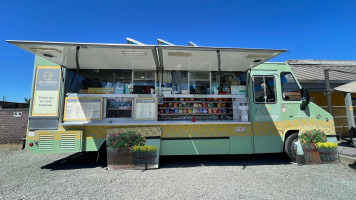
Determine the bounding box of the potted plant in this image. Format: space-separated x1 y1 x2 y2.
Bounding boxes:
132 145 158 169
299 129 327 164
106 132 146 170
316 142 339 163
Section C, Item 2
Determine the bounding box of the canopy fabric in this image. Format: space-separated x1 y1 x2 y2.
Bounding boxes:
7 40 287 72
334 81 356 93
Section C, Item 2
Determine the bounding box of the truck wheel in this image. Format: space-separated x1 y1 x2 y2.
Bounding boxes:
284 133 298 162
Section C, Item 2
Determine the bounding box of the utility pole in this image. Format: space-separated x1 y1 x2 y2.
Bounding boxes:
324 69 333 115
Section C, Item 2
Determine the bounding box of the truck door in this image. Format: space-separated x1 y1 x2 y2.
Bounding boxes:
250 71 284 153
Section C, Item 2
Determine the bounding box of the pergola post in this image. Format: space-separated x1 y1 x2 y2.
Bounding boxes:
324 69 333 115
344 92 356 139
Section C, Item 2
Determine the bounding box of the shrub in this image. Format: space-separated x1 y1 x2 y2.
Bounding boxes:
316 142 338 149
299 129 327 147
132 145 158 153
107 132 146 153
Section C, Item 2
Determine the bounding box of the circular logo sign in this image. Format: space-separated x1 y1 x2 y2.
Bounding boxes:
43 71 53 81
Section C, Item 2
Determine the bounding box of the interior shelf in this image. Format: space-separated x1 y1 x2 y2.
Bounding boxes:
163 101 231 103
159 113 232 116
159 97 234 121
158 107 231 109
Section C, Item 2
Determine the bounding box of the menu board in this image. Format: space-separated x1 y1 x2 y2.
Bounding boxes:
134 98 157 120
32 66 61 116
64 97 102 121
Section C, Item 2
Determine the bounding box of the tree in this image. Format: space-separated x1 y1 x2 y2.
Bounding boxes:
24 98 31 104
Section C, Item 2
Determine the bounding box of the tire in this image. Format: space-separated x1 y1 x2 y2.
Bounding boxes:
284 133 299 162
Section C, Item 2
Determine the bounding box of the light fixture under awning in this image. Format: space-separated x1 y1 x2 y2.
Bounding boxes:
7 40 159 70
158 46 287 71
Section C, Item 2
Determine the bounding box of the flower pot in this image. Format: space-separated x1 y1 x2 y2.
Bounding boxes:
107 147 134 170
302 144 321 165
318 148 339 164
133 152 157 169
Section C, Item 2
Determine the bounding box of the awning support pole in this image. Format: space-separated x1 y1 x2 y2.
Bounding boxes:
216 50 221 88
324 69 333 115
155 47 163 97
76 46 80 72
344 92 356 139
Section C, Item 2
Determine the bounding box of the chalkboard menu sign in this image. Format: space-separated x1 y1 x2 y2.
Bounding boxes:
64 97 102 121
134 98 157 120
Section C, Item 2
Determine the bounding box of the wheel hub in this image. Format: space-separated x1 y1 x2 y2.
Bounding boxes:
292 139 298 156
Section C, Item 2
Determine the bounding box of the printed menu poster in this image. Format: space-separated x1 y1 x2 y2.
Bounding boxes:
134 98 157 120
64 97 102 121
32 66 61 116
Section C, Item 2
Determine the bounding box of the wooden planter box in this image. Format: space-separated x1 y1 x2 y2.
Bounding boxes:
302 144 321 165
107 147 134 170
133 152 157 170
318 149 339 164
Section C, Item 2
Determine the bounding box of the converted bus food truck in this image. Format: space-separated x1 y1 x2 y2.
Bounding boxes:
8 40 337 166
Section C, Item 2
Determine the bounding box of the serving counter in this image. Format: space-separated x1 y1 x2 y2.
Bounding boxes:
62 94 249 124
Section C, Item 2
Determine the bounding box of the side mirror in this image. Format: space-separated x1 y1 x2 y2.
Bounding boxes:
300 88 310 110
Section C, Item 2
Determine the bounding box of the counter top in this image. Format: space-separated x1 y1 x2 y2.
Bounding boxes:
60 120 251 126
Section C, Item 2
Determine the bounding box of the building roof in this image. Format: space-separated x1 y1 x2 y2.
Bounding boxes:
287 60 356 82
0 101 29 109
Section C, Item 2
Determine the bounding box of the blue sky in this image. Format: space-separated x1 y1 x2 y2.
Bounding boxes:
1 0 355 102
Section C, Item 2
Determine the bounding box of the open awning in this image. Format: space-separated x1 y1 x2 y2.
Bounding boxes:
158 46 287 71
334 81 356 93
7 40 159 70
7 40 287 72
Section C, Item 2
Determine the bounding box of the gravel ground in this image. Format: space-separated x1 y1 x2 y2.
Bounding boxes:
0 145 356 200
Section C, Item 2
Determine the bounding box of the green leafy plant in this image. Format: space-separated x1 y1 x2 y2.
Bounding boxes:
299 129 327 147
316 142 338 149
107 132 146 153
132 145 158 153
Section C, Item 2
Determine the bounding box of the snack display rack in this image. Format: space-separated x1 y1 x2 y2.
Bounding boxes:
158 97 233 121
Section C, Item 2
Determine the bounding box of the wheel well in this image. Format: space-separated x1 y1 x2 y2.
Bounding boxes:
98 141 106 152
284 130 299 146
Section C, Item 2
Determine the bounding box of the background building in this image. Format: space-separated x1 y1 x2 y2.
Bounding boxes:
0 101 29 144
288 60 356 138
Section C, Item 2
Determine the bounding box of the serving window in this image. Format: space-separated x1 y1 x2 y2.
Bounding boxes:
211 72 246 95
106 98 133 119
161 71 247 95
189 72 210 94
162 71 188 94
66 69 158 95
66 69 133 94
133 71 156 94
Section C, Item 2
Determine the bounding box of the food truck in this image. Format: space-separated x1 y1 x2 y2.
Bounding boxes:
8 40 337 167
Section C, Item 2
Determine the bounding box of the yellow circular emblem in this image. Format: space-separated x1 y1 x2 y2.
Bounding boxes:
43 71 53 81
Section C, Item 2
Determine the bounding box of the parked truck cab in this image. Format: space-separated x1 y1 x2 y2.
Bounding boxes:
8 40 337 167
249 63 336 162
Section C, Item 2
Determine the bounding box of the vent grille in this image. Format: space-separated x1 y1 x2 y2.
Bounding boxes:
61 133 76 150
39 135 54 151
